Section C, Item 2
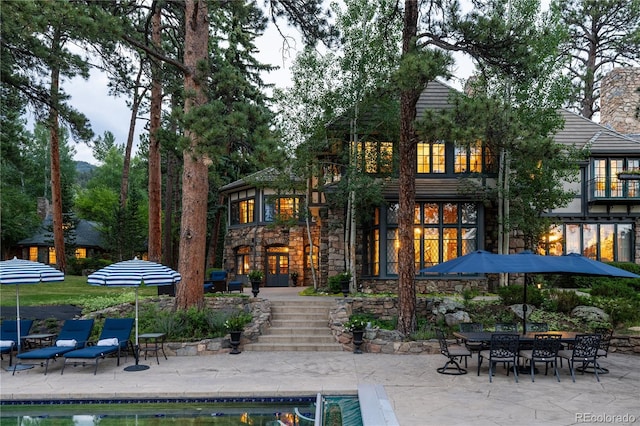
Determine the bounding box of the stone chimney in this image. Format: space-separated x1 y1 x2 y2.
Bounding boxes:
600 67 640 136
37 197 51 220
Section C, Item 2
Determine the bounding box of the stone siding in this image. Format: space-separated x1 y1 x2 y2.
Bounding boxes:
601 67 640 135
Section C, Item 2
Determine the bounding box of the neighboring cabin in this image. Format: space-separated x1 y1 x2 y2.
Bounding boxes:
221 69 640 292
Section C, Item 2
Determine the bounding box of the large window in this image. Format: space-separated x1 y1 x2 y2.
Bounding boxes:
455 141 491 173
264 197 301 222
29 247 38 262
592 158 640 199
539 223 633 262
235 246 251 275
230 198 255 225
368 202 478 276
417 142 445 173
352 140 394 174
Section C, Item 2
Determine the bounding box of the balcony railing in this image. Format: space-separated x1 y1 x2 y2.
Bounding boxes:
587 178 640 203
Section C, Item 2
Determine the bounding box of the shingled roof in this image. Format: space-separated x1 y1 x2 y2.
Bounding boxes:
17 217 104 248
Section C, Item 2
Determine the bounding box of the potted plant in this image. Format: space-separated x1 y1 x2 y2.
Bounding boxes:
224 312 251 355
290 271 299 287
248 269 263 297
343 316 367 354
336 271 352 297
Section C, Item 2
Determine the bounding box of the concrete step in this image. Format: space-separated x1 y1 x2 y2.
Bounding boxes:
271 312 328 321
261 327 332 336
244 299 343 352
256 334 336 344
270 319 329 328
243 343 343 352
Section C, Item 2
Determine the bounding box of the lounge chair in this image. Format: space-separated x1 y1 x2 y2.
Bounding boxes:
61 318 134 375
0 319 34 366
14 319 94 375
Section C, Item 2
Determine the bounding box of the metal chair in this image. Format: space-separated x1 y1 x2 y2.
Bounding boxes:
495 323 518 332
458 323 487 361
478 333 520 383
558 334 601 382
524 322 549 333
519 334 562 382
436 328 471 375
586 327 613 374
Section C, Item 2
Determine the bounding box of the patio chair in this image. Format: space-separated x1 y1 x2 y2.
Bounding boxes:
458 322 487 359
519 334 562 382
436 328 471 375
61 318 134 375
478 333 520 383
594 327 613 373
0 319 34 366
494 323 518 332
13 319 94 375
557 334 601 382
524 322 549 333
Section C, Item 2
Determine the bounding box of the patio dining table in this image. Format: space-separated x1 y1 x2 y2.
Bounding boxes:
453 330 580 344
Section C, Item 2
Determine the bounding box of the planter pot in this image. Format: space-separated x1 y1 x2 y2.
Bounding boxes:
352 329 364 354
617 173 640 180
250 279 261 297
340 278 350 297
229 331 242 354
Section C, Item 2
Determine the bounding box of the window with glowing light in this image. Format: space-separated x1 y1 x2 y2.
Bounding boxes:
368 202 478 276
592 158 640 198
29 247 38 262
234 246 251 275
539 223 633 262
230 198 254 225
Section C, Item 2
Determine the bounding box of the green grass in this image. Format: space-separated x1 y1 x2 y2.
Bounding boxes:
0 274 157 310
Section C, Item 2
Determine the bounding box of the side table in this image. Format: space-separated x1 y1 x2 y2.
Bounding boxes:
23 333 57 349
139 333 167 365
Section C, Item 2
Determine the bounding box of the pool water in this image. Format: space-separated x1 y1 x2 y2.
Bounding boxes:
0 396 363 426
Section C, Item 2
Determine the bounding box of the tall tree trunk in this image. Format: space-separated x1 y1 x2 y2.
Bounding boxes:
148 3 163 262
397 0 419 335
120 62 146 210
49 29 66 272
176 0 209 309
206 198 224 268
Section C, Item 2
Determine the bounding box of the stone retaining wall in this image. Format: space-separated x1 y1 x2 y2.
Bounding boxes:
86 295 640 356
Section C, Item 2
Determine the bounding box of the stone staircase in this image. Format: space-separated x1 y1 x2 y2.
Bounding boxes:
244 299 342 352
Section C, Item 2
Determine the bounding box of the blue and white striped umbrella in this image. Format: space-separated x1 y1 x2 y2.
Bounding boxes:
87 257 181 361
0 257 65 355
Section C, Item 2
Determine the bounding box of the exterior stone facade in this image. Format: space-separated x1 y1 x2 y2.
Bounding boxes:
600 67 640 136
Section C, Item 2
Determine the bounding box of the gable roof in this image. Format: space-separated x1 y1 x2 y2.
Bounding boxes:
220 167 305 194
17 217 104 248
416 79 640 155
554 109 640 154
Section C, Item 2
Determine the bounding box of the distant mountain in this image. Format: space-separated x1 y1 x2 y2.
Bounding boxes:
75 161 97 188
75 160 96 174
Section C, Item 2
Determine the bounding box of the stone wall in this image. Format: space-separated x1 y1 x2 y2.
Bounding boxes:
328 297 640 356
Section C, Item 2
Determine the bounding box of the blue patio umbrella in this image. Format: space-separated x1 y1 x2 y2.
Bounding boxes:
419 250 509 274
0 257 64 371
546 253 640 278
87 257 181 371
421 250 639 333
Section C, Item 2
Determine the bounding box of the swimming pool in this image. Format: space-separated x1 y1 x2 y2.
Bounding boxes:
0 395 364 425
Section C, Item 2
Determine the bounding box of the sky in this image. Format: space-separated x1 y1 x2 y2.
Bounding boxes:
58 10 477 165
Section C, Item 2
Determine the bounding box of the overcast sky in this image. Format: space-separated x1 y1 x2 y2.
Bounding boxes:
58 11 480 165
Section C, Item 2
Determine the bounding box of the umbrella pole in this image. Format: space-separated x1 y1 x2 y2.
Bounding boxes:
522 274 528 335
9 284 33 372
124 287 149 372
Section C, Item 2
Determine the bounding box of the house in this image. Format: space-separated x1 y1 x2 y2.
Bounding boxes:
221 69 640 292
16 216 105 265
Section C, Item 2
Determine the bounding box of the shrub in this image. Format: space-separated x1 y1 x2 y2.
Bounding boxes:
591 296 640 326
591 280 638 300
497 284 544 307
543 289 588 314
